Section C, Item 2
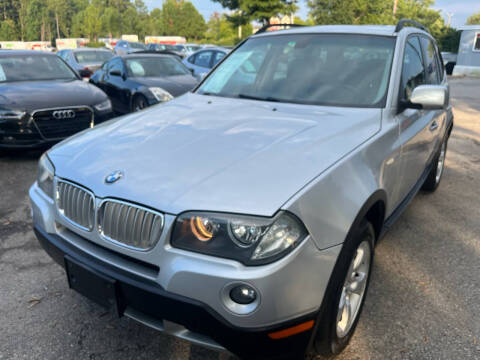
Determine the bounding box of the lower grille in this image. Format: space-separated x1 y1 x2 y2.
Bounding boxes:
56 181 95 231
33 107 93 140
98 200 164 250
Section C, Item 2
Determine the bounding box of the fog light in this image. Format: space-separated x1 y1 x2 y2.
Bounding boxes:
230 285 257 305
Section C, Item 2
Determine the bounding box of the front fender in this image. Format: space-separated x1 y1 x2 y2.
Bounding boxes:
283 143 387 250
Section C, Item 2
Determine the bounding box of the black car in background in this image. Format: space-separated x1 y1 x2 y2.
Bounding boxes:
57 48 114 79
0 51 114 149
89 54 197 113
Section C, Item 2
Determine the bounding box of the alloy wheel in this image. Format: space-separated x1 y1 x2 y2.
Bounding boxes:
336 240 371 338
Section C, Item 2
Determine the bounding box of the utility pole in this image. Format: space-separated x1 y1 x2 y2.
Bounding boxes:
445 12 454 27
393 0 399 15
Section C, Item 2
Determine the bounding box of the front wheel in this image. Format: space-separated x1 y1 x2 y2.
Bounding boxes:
422 136 447 192
310 221 375 358
132 95 148 112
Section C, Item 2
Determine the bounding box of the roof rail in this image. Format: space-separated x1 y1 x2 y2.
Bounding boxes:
256 23 305 34
395 19 428 33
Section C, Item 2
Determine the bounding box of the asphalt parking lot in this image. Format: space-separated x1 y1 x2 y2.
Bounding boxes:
1 77 479 360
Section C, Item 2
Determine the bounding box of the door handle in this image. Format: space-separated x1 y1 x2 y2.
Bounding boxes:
429 121 438 131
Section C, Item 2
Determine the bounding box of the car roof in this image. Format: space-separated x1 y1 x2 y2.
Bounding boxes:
0 50 55 57
252 24 429 38
71 48 111 52
191 47 228 54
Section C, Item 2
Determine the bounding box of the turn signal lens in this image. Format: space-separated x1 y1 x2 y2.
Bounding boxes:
268 320 315 340
190 216 214 241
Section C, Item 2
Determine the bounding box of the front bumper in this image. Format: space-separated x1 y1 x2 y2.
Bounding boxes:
0 110 114 149
30 180 342 359
34 225 316 359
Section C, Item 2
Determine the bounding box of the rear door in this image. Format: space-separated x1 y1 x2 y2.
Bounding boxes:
396 35 432 200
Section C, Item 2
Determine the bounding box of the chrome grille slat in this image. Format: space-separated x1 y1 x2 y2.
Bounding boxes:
56 181 94 231
98 200 164 250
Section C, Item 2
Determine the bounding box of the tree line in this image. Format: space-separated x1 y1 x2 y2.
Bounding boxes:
0 0 208 42
0 0 477 50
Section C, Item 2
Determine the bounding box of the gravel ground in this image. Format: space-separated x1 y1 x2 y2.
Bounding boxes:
0 78 479 360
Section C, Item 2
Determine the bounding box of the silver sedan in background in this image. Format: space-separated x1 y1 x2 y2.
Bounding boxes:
182 47 229 77
57 48 113 79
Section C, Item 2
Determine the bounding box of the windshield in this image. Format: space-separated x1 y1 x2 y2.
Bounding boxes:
197 34 395 108
125 57 190 77
0 55 77 82
74 50 113 64
130 42 146 50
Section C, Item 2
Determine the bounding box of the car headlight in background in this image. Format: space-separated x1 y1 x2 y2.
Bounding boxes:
171 211 308 265
0 109 25 120
149 87 174 102
93 99 112 112
37 153 55 199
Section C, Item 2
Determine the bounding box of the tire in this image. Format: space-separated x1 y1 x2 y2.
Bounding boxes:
309 221 375 358
422 136 447 192
445 62 455 75
132 94 148 112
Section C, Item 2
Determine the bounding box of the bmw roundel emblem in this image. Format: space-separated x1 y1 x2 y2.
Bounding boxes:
105 170 123 184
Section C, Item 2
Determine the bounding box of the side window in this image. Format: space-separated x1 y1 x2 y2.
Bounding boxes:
401 36 426 100
212 51 225 66
474 32 480 51
194 51 213 68
420 37 440 84
187 55 196 64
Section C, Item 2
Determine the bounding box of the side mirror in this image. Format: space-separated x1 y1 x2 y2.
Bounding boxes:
109 70 122 77
407 85 447 110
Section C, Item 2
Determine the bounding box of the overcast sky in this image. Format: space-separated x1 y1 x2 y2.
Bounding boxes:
145 0 479 28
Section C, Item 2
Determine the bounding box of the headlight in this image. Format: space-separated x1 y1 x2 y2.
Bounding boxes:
171 211 308 265
149 87 174 102
0 109 25 120
37 153 55 199
94 99 112 112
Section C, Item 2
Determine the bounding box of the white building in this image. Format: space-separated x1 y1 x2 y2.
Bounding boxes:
453 25 480 76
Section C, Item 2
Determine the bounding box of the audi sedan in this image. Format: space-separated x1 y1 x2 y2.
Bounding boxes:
0 51 114 149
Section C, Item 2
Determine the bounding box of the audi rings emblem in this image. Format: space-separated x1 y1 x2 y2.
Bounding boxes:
52 110 76 119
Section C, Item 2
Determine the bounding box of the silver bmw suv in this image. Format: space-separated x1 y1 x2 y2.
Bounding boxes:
30 20 453 359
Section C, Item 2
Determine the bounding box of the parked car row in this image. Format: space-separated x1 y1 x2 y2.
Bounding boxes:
0 47 202 149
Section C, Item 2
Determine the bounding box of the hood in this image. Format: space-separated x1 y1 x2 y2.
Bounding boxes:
49 93 381 216
130 75 198 97
0 80 108 112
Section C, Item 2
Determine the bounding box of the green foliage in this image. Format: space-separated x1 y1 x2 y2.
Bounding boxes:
436 27 461 52
466 11 480 25
162 0 206 40
85 40 105 47
307 0 458 52
0 0 206 42
213 0 297 24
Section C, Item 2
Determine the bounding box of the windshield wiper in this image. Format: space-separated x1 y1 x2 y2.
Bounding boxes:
237 93 281 102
